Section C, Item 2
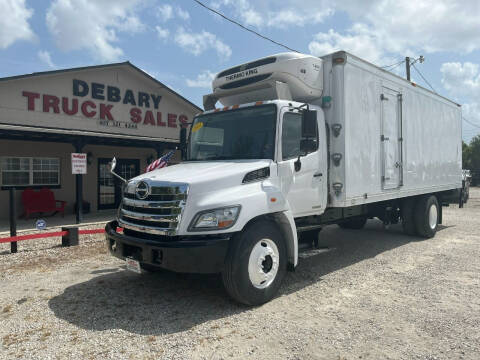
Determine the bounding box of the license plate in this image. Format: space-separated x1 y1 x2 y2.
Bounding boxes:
125 257 141 274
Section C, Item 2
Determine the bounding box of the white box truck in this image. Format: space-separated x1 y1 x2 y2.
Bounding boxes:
105 51 463 305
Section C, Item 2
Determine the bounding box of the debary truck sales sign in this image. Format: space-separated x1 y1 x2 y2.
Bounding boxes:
0 64 197 141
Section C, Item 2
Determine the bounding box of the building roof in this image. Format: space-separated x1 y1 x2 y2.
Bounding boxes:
0 61 202 111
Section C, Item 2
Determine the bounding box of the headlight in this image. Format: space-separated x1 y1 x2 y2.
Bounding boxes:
189 206 241 231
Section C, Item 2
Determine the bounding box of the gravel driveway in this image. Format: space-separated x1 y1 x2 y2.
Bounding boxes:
1 189 479 359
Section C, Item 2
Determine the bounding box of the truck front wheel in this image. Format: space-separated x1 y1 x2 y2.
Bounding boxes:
222 220 287 305
414 195 439 238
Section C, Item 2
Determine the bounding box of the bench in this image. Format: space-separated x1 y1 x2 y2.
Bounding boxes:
21 188 67 219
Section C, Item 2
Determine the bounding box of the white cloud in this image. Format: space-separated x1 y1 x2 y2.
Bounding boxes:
308 0 480 65
176 7 190 20
440 62 480 142
309 27 384 64
0 0 35 49
186 70 216 88
46 0 144 62
157 4 190 22
157 4 173 22
156 25 170 40
37 50 55 68
213 0 333 28
461 102 480 143
174 27 231 60
214 0 480 67
441 62 480 98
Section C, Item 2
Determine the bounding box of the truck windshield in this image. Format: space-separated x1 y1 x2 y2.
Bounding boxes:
187 105 277 161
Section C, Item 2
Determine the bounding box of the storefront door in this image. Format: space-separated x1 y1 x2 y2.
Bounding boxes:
98 158 140 210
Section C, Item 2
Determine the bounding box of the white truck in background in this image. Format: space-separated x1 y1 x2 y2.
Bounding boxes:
106 51 463 305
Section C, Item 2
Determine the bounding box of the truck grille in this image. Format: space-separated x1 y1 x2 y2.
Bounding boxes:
118 181 188 236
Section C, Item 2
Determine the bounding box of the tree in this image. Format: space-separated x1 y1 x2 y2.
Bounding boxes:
465 135 480 185
462 141 471 169
468 135 480 169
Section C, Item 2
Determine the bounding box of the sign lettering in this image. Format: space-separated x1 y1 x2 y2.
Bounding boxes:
21 80 190 129
71 153 87 174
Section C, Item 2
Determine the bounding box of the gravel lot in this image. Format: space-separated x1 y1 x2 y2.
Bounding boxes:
1 189 479 360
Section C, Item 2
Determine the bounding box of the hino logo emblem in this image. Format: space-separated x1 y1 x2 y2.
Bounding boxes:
135 181 149 200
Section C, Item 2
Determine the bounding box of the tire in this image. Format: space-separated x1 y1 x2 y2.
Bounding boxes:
414 195 439 238
222 220 287 306
402 198 417 236
337 217 367 229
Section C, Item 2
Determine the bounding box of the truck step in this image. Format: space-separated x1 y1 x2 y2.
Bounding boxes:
298 246 334 259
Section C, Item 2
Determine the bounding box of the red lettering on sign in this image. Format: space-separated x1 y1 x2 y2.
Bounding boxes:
178 115 189 128
156 112 166 127
100 104 114 120
168 113 177 128
62 97 78 115
130 108 142 123
43 95 60 113
22 91 40 111
143 111 155 126
81 101 96 117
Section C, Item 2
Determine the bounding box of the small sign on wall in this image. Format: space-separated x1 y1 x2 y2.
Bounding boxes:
71 153 87 174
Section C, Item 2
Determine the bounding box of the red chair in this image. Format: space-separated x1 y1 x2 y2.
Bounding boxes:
21 188 67 219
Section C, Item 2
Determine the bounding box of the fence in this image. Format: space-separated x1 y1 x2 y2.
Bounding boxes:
0 227 122 253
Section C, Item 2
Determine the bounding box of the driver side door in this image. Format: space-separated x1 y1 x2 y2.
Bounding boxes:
277 109 326 217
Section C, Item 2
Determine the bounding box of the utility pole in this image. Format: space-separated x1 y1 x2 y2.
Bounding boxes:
405 56 411 81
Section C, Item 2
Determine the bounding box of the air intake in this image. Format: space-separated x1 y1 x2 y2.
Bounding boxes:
243 167 270 184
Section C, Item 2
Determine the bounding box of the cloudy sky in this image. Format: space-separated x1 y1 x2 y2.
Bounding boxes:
1 0 479 142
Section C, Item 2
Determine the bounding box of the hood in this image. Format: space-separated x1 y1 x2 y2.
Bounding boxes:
132 160 272 192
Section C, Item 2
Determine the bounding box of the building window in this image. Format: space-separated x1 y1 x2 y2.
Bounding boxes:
1 157 60 186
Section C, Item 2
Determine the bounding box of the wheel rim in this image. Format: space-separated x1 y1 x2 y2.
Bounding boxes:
248 238 279 289
428 203 438 229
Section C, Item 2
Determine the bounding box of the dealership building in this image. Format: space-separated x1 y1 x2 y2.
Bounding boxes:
0 62 201 221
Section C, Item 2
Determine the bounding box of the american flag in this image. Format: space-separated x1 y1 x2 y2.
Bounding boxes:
145 150 175 173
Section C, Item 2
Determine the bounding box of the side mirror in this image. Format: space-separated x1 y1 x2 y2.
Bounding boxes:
179 127 187 160
301 110 317 138
110 157 117 172
109 157 127 183
180 127 187 149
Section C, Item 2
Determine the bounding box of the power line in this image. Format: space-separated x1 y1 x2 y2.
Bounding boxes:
380 59 405 69
191 0 300 53
463 117 480 129
411 63 436 93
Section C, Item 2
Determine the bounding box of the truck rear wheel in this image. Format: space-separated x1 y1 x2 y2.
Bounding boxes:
222 220 287 306
414 195 439 238
338 217 367 229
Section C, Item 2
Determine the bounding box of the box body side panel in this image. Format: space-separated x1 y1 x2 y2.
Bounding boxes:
323 53 462 207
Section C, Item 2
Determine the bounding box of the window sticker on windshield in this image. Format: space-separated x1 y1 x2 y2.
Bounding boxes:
192 122 204 132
